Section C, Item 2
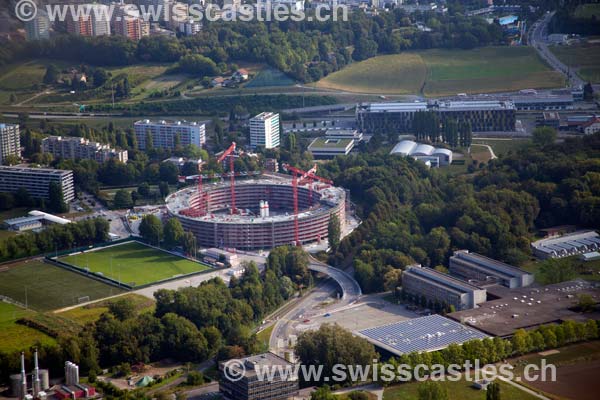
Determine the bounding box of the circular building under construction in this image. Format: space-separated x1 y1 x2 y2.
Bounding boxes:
165 176 346 250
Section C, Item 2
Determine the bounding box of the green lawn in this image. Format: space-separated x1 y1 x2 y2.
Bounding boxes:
59 242 211 287
383 376 539 400
317 47 564 96
58 293 155 325
0 260 125 311
471 138 531 156
551 44 600 83
0 302 56 352
245 67 295 88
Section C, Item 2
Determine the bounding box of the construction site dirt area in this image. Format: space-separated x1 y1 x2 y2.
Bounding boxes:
523 358 600 400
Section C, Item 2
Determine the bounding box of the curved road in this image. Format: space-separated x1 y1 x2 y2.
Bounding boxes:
268 257 362 354
528 11 584 88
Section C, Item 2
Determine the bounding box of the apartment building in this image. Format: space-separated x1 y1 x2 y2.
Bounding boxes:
402 264 487 311
134 120 206 150
25 9 51 41
449 250 534 289
0 166 75 203
219 352 298 400
249 112 280 149
111 3 149 41
0 123 21 165
42 136 128 163
66 4 111 36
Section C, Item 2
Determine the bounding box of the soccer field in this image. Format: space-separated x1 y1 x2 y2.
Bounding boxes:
0 260 125 311
59 242 211 287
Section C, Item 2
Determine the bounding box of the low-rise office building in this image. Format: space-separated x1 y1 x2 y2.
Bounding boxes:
325 128 363 141
449 250 534 288
308 137 354 158
42 136 128 163
219 352 298 400
402 264 487 311
0 166 75 203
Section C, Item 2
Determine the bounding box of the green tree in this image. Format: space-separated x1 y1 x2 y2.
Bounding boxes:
164 218 184 249
138 182 150 197
48 181 68 213
418 381 448 400
43 64 59 84
532 127 557 147
186 371 205 386
139 214 163 245
113 189 133 209
159 181 170 198
109 299 136 321
328 213 341 250
182 231 197 256
310 386 336 400
486 381 501 400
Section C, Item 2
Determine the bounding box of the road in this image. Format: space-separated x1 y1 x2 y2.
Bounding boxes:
269 257 362 354
528 11 584 88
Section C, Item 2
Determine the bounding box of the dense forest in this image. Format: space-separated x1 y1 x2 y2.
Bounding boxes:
1 9 507 83
322 133 600 293
550 0 600 35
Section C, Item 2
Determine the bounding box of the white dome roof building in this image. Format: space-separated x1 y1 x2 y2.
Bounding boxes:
390 140 453 167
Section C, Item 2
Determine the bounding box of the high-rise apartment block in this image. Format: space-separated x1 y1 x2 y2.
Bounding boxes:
134 120 206 150
0 123 21 165
249 112 280 149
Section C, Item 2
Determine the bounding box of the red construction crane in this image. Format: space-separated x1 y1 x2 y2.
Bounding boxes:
217 142 237 215
282 163 333 246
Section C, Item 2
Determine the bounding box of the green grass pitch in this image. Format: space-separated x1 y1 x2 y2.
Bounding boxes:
0 260 126 311
59 242 211 287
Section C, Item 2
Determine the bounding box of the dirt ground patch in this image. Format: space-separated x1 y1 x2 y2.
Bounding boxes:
524 358 600 400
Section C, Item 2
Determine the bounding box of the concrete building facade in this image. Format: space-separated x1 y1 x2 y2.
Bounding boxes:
402 264 487 311
0 166 75 203
42 136 128 163
249 112 280 149
134 120 206 150
219 353 299 400
449 250 534 288
0 124 21 165
25 10 51 41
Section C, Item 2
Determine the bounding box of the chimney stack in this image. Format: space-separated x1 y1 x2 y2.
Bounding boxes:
20 352 27 400
33 349 40 396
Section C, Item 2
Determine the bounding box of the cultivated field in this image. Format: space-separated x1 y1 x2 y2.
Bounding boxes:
317 47 564 96
316 53 426 94
0 260 125 311
59 241 210 287
551 43 600 83
0 302 55 352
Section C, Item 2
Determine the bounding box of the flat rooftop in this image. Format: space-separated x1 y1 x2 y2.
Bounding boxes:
405 265 483 295
452 251 531 279
222 352 294 378
356 314 489 355
134 119 203 127
0 165 72 176
448 280 600 337
309 138 354 149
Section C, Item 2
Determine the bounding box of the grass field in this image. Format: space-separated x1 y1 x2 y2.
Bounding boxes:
0 260 125 311
245 67 295 88
59 242 211 287
317 47 564 96
521 256 600 283
0 302 56 352
383 376 539 400
471 138 531 156
58 293 155 325
574 3 600 19
551 44 600 83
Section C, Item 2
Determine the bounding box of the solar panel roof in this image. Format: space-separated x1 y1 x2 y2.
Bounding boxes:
357 314 488 355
